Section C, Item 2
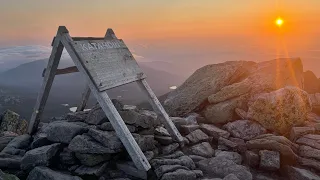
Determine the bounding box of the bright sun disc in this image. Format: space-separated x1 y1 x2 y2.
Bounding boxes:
275 17 284 27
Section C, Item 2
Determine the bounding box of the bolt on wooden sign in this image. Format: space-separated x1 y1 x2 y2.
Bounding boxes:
72 39 146 91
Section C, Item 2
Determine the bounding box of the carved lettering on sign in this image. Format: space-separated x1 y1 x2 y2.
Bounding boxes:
79 40 124 51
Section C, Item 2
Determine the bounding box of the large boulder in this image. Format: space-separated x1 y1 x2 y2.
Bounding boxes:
0 110 28 135
164 61 256 116
204 58 304 124
43 121 88 144
303 70 320 94
247 86 311 134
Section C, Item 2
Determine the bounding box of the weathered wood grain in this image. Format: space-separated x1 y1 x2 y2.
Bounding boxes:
28 29 66 134
72 39 146 91
60 28 151 171
76 85 91 112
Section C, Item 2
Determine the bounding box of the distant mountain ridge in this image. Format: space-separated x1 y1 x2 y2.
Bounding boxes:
0 58 185 120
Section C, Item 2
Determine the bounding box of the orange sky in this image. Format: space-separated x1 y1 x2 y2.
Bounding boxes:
1 1 319 44
1 0 320 76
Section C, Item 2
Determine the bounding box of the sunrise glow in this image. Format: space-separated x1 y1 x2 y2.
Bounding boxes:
276 17 284 27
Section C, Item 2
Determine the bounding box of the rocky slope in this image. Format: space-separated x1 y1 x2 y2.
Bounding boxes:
1 58 320 180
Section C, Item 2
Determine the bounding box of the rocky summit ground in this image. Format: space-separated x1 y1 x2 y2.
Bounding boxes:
1 58 320 180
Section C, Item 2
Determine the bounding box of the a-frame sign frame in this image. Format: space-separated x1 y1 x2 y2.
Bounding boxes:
27 26 184 171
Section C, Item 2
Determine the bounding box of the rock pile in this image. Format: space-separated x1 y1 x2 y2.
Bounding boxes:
1 58 320 180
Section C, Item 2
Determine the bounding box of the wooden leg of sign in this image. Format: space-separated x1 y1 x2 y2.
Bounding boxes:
60 31 151 171
137 79 184 145
76 85 91 112
27 36 64 135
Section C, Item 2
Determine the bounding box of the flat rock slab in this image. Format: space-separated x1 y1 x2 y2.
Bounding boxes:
200 124 230 140
215 151 242 165
296 134 320 150
223 174 240 180
0 156 22 169
74 162 108 177
117 161 148 180
160 169 197 180
88 129 123 153
155 164 189 178
162 143 179 155
2 134 31 150
26 166 82 180
186 129 209 144
189 142 214 158
21 143 61 171
43 121 88 144
290 127 315 142
198 156 252 180
287 166 320 180
68 134 114 154
299 145 320 161
223 120 266 140
76 153 110 167
0 135 17 151
151 156 195 170
259 150 280 171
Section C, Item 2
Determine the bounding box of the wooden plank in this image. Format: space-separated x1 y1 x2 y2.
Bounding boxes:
59 29 151 171
137 79 184 144
76 85 91 112
73 37 105 41
71 39 146 91
42 66 79 77
28 30 66 134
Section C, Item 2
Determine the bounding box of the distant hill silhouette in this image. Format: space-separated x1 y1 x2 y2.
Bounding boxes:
0 59 185 120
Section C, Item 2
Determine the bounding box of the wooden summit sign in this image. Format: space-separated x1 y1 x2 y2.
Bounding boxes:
72 39 146 91
27 26 184 172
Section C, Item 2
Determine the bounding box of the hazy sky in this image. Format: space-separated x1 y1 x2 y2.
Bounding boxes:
1 0 320 76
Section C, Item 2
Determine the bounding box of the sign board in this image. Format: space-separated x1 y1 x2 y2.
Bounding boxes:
72 39 146 91
28 26 184 173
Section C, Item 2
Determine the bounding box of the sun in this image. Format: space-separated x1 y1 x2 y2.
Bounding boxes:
275 17 284 27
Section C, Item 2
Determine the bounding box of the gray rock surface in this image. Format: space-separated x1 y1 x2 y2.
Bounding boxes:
164 61 255 116
287 166 320 180
60 147 77 165
188 142 214 158
247 86 311 134
245 151 259 167
198 156 252 180
259 150 280 171
74 162 108 176
186 129 209 144
26 166 82 180
68 134 114 154
43 121 88 144
21 143 61 171
215 151 242 165
76 153 110 166
88 129 123 153
223 120 266 140
160 169 197 180
299 145 320 161
200 124 230 140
